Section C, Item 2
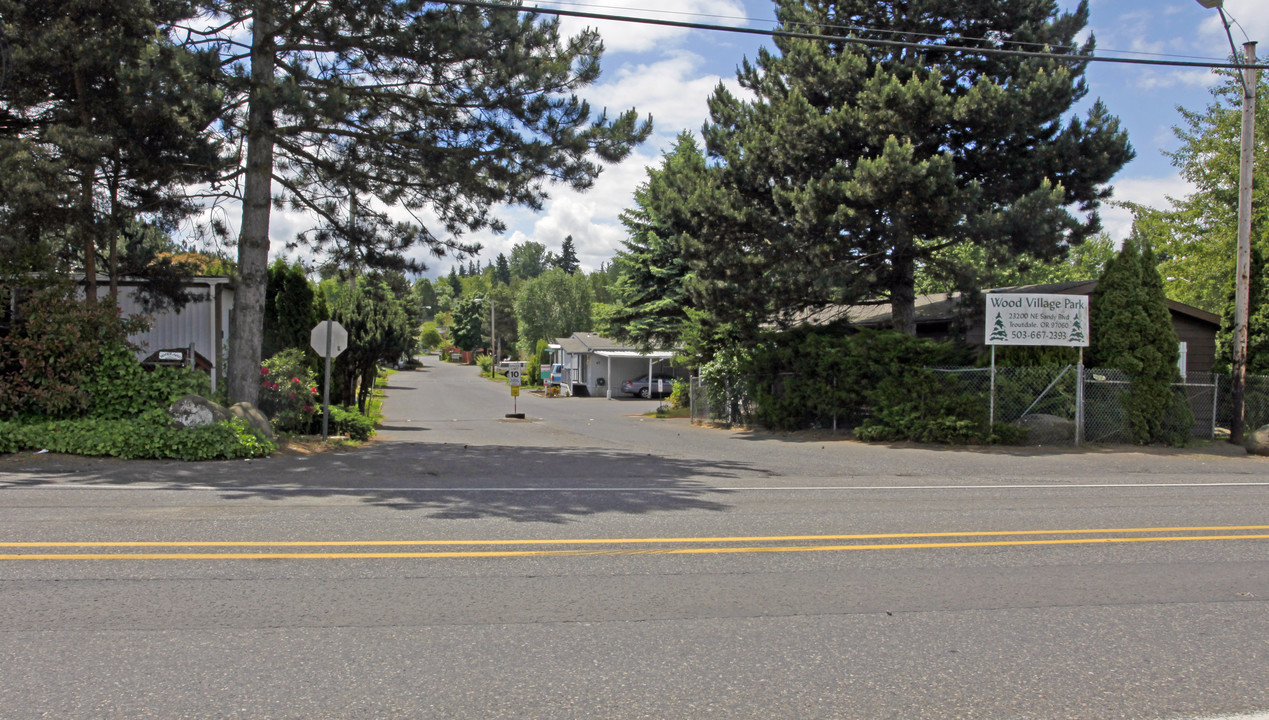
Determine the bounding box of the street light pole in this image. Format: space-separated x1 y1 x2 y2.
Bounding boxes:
1197 1 1258 444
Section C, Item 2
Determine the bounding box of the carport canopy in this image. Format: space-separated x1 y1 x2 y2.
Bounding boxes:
593 350 677 399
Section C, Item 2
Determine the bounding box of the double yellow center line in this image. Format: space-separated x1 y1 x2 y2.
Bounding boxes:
1 525 1267 560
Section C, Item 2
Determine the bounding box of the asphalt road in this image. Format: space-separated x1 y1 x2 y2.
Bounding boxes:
1 357 1267 720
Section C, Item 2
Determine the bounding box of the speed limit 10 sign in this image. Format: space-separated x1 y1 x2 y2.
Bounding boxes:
508 367 522 387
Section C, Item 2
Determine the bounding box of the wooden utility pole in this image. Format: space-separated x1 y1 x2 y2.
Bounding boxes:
1229 41 1258 444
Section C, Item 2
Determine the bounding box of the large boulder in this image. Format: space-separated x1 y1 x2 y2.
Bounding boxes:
1013 413 1075 446
1246 424 1269 456
230 402 278 441
169 395 232 428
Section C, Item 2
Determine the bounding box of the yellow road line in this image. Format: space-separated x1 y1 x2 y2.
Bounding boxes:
3 525 1269 549
2 533 1268 560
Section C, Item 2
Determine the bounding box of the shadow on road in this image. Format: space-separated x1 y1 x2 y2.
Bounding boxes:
0 443 742 523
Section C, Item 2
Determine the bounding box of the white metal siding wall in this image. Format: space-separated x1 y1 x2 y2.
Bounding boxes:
121 287 214 359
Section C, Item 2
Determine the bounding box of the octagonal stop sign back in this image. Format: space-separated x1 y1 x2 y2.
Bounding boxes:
310 320 348 358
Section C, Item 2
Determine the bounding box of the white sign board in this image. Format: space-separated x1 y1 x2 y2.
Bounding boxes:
310 320 349 358
508 368 522 387
985 294 1089 347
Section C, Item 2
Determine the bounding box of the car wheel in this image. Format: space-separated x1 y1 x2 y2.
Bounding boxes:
639 387 650 399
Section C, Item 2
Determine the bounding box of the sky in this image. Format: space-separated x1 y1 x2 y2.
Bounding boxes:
261 0 1269 277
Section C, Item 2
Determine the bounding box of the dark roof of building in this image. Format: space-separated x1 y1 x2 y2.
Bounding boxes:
801 281 1220 329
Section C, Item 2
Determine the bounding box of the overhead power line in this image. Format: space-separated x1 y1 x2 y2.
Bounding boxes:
536 0 1083 55
439 0 1269 71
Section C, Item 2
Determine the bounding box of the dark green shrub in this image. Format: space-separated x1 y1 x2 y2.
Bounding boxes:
312 406 375 441
0 285 149 418
0 411 274 460
745 328 974 432
853 369 993 444
0 284 211 420
84 342 211 419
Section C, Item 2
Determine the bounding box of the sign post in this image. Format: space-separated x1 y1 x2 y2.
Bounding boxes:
507 367 523 418
985 294 1089 444
310 320 348 440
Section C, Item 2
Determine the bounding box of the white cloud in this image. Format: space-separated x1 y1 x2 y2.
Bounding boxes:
445 51 747 274
1135 67 1221 90
1198 0 1269 51
530 153 655 267
586 51 741 140
554 0 749 55
1101 173 1194 242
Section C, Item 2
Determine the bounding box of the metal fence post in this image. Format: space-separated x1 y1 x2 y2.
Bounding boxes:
1212 374 1221 440
989 346 996 426
1075 353 1084 447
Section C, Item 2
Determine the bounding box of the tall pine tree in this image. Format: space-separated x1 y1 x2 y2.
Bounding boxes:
610 133 703 349
494 253 512 285
181 0 651 404
0 0 222 300
556 235 580 274
695 0 1132 338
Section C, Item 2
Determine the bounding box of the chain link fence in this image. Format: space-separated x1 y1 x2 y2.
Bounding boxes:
689 376 752 428
690 365 1269 444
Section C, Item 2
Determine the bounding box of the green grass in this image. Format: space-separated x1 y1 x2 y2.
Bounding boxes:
365 367 398 425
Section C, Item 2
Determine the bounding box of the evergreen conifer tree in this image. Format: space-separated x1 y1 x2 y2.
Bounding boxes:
494 253 513 285
557 236 580 275
694 0 1132 338
263 259 318 359
331 275 414 411
447 267 463 297
181 0 651 404
0 0 222 299
1090 236 1192 444
611 133 703 348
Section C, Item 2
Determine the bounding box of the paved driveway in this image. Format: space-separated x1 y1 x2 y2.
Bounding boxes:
1 355 1262 491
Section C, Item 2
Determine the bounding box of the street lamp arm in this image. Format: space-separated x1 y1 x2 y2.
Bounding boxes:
1198 1 1253 94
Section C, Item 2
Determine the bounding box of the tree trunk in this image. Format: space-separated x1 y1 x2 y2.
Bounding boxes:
107 165 120 302
890 237 917 336
357 364 375 414
74 70 97 305
227 3 277 405
79 167 97 305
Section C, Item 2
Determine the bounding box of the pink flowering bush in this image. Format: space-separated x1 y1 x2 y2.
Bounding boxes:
259 349 319 432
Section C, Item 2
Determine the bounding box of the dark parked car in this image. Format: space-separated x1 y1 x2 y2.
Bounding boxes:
620 374 677 398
